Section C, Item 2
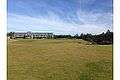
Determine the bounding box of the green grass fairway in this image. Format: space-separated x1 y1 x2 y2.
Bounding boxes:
8 39 112 80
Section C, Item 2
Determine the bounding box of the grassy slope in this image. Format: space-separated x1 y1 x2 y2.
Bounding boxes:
8 39 112 80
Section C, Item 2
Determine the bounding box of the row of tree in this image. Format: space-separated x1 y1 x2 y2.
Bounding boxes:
79 30 113 45
53 30 113 45
7 30 113 45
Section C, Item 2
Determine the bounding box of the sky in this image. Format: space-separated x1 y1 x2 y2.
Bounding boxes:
7 0 113 35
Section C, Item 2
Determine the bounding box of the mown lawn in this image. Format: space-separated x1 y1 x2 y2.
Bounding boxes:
8 39 112 80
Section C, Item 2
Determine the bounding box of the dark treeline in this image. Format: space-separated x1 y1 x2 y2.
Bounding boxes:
54 30 113 45
54 35 73 39
79 30 113 45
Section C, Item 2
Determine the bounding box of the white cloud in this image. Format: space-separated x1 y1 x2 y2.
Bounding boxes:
8 10 113 35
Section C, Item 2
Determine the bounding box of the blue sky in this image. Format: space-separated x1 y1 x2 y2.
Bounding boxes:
7 0 113 35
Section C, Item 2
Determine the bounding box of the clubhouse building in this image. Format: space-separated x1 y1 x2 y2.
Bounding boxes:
12 32 53 39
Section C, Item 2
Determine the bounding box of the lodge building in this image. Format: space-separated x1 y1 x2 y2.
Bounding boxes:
13 32 53 39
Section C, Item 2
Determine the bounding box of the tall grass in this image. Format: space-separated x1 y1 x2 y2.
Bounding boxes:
8 39 112 80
